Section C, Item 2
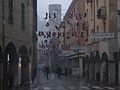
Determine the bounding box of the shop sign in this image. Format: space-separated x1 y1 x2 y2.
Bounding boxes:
91 32 114 39
59 50 75 57
70 45 86 53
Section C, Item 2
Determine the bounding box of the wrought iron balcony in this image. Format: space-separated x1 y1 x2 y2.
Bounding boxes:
86 0 93 3
97 6 106 19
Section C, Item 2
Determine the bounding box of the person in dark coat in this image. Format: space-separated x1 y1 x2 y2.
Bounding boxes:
103 72 108 82
45 66 50 79
69 68 72 77
65 67 68 76
96 72 100 81
56 66 62 78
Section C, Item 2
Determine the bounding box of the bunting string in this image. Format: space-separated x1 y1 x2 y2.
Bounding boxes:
37 31 79 38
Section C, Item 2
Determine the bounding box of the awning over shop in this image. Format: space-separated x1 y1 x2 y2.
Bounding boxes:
59 50 75 57
66 52 85 60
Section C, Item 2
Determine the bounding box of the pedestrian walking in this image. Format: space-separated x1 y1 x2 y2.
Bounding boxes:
56 66 62 78
69 68 72 77
65 67 68 76
86 71 89 79
45 66 50 79
103 72 108 82
51 72 55 80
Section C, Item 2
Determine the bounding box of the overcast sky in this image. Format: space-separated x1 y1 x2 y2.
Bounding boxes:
37 0 73 43
37 0 73 20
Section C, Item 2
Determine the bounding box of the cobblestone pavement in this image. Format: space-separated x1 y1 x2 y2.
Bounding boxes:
31 71 120 90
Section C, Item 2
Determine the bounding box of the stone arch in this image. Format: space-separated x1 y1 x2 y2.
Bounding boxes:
0 46 3 89
86 55 89 62
102 52 108 61
95 51 101 81
95 51 100 62
18 45 30 88
101 52 109 82
4 42 18 88
118 50 120 61
84 55 89 78
113 52 119 84
90 52 95 63
89 53 95 80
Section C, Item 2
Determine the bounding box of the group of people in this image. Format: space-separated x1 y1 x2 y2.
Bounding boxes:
43 66 50 79
42 66 72 79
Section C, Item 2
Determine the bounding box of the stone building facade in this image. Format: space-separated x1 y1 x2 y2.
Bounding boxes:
49 4 61 32
84 0 118 84
0 0 37 89
63 0 86 49
62 0 120 85
48 4 62 70
62 0 86 77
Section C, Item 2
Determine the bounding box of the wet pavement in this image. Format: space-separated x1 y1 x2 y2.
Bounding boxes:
31 71 120 90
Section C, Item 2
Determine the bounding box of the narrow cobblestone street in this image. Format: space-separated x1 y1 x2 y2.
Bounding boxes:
31 70 120 90
1 0 120 89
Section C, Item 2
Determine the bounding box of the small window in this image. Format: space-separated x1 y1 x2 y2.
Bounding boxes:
103 22 106 32
97 25 99 32
8 0 14 24
53 9 58 19
21 3 25 29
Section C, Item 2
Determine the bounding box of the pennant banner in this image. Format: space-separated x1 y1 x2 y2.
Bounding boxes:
37 31 78 38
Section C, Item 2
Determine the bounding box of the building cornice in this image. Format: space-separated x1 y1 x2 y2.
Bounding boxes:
63 0 77 20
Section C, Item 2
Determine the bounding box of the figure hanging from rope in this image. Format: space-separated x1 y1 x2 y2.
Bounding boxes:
44 12 48 19
55 25 59 29
46 31 51 38
53 13 57 19
49 13 51 19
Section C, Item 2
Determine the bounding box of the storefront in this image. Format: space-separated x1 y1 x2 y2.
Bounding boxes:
66 53 85 79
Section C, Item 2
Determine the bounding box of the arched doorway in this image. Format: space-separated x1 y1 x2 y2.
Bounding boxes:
19 46 30 89
89 53 95 81
0 46 3 89
4 42 18 89
84 55 89 79
101 52 109 82
113 52 119 84
95 51 101 81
